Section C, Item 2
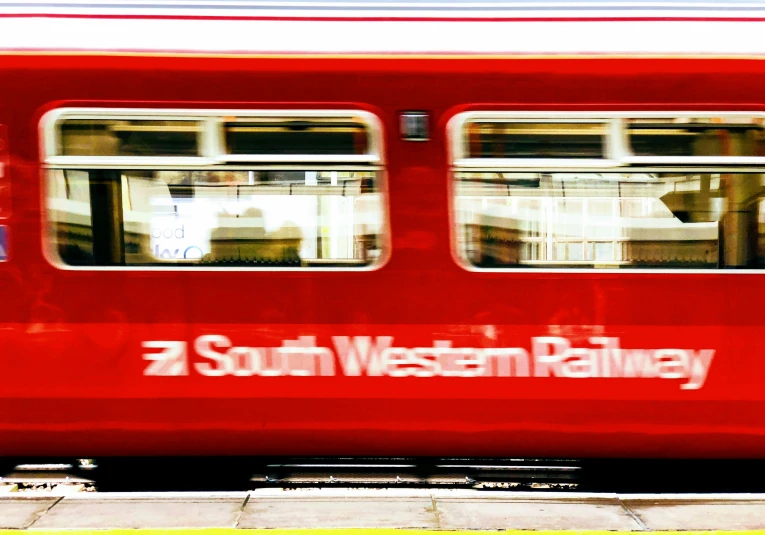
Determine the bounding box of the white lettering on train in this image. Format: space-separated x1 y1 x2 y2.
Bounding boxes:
141 340 189 376
532 336 714 390
142 335 715 390
191 335 336 377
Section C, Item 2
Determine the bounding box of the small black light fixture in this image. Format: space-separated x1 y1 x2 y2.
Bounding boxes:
400 111 430 141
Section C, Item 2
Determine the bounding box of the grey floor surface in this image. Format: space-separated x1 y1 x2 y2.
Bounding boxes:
1 490 764 530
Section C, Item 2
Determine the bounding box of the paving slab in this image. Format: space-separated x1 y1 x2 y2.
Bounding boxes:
240 496 439 529
0 497 59 529
30 493 248 529
434 496 643 531
623 499 765 530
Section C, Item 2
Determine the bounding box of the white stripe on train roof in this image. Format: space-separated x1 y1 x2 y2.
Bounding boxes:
4 1 765 11
1 18 765 55
4 1 765 18
5 1 765 9
4 10 765 19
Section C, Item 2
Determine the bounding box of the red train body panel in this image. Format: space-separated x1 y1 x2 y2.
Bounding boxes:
1 8 765 458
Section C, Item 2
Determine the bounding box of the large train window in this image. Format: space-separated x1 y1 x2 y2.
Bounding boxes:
42 109 387 269
450 112 765 270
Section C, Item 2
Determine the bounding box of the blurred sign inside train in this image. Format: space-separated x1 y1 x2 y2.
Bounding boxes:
0 124 8 218
0 225 7 261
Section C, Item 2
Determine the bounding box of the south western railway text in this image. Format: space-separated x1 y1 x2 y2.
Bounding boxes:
142 336 714 390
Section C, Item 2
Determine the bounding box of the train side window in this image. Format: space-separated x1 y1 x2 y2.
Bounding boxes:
450 113 765 269
43 109 387 269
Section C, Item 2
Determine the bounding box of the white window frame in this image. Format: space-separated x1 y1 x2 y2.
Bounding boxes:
448 110 765 274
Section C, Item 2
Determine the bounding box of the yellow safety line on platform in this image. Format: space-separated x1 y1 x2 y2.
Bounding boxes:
4 530 765 534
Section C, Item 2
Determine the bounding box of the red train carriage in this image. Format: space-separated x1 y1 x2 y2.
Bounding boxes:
1 1 765 459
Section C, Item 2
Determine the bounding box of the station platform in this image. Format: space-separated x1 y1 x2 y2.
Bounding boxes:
1 489 765 532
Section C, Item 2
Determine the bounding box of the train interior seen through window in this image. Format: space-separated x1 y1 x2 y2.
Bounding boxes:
454 115 765 269
44 111 386 268
43 110 765 271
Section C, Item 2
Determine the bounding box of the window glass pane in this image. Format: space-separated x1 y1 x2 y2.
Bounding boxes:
455 171 765 269
594 242 614 261
225 119 369 156
47 169 385 268
464 122 606 159
48 170 94 265
627 117 765 158
59 119 201 157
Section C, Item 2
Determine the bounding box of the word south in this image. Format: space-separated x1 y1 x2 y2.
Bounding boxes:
143 335 714 390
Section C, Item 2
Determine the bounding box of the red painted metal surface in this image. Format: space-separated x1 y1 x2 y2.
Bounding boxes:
1 50 765 458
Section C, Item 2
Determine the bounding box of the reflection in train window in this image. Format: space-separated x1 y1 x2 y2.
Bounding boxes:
455 171 765 269
224 119 370 156
58 119 202 157
626 117 765 158
48 169 384 268
464 122 607 159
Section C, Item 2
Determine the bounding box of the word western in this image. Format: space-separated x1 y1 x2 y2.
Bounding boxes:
142 335 714 390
